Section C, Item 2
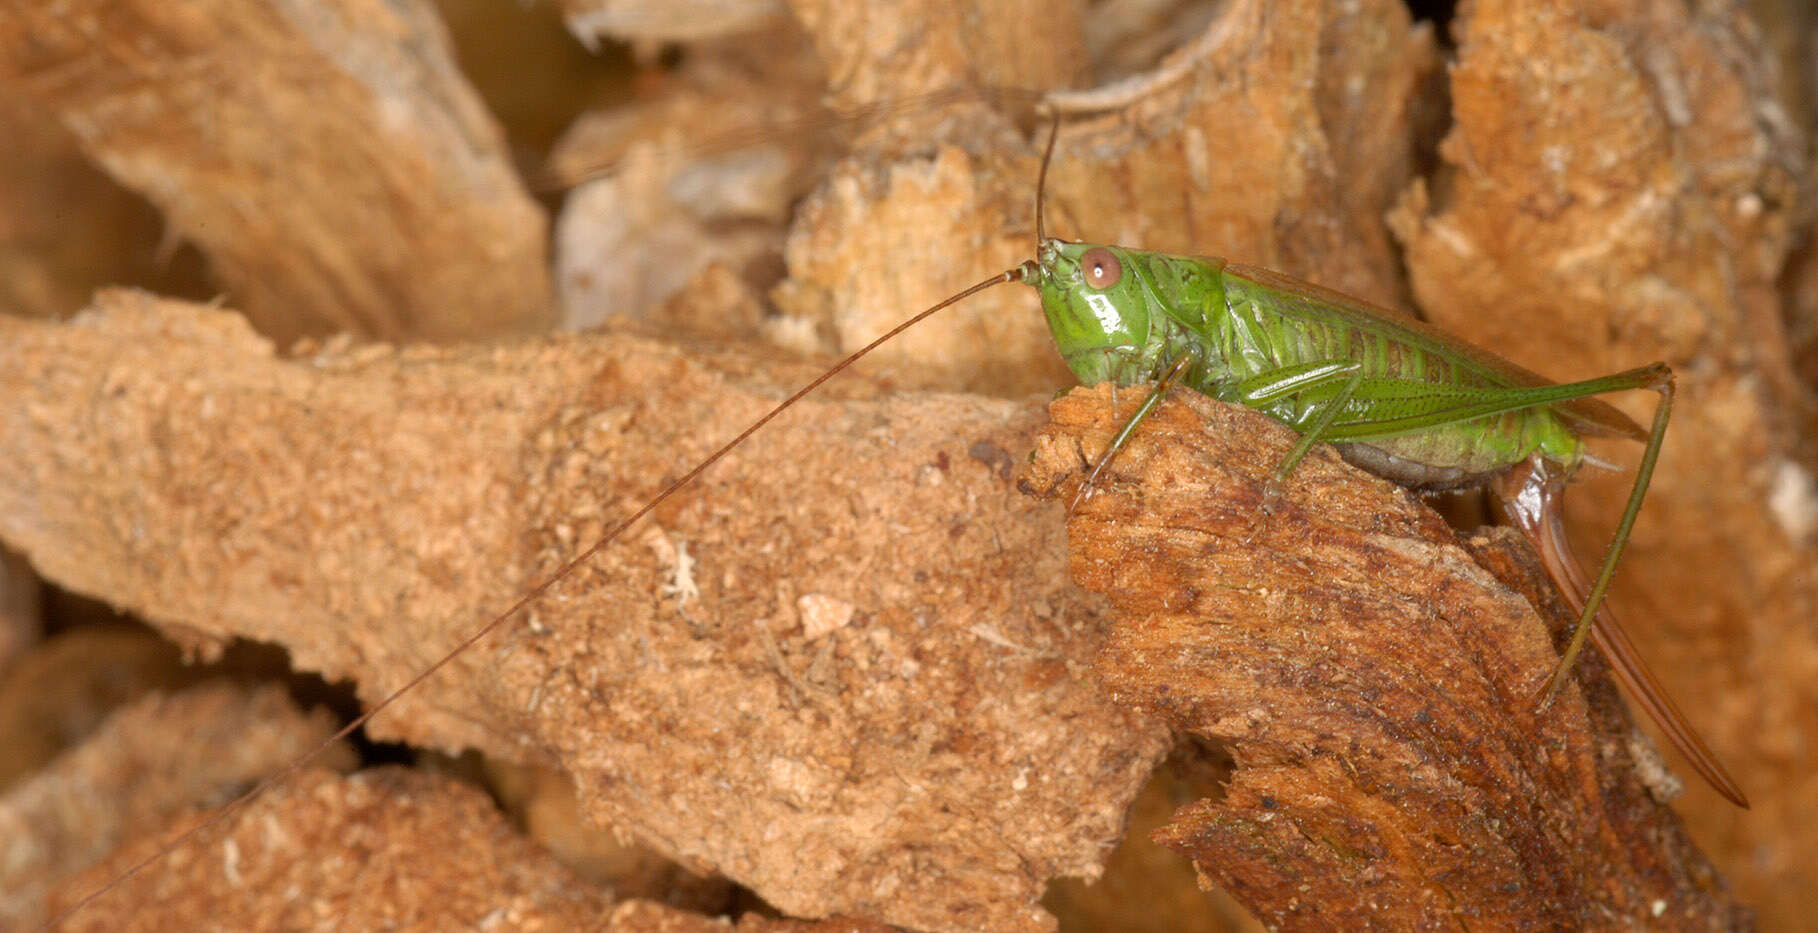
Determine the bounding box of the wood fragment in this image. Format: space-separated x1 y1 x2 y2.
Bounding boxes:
0 294 1167 933
0 0 550 343
1 683 353 931
45 768 610 932
1022 384 1750 930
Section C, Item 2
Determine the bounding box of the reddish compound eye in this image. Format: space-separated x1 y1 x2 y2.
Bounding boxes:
1081 247 1121 289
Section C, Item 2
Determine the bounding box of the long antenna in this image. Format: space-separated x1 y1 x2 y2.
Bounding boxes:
1035 111 1061 249
41 266 1032 930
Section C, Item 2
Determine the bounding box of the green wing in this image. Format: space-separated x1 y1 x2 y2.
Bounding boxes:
1223 262 1648 442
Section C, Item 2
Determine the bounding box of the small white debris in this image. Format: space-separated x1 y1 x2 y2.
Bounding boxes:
663 540 699 604
766 756 816 807
969 624 1034 654
1652 900 1668 918
1428 219 1478 259
1767 458 1818 543
1542 144 1569 175
798 593 855 640
761 313 830 357
1184 124 1211 192
221 838 241 885
645 529 700 604
1626 730 1685 805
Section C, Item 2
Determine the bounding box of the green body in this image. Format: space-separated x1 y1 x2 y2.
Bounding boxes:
1027 239 1647 490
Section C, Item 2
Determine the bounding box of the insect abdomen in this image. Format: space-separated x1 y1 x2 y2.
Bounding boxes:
1191 267 1585 481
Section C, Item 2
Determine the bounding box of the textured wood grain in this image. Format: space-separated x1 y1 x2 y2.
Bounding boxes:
1024 384 1749 930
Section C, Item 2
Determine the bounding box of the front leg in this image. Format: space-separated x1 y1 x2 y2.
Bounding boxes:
1228 360 1367 510
1070 354 1196 512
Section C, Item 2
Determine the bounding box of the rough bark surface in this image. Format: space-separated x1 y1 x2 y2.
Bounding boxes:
46 768 614 932
18 687 894 933
0 295 1166 933
1023 385 1750 930
53 750 928 932
1 683 353 931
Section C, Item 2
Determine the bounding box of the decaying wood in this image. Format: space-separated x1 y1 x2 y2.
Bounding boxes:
1023 385 1749 930
0 683 353 931
0 92 205 324
0 0 551 343
52 757 898 933
46 768 616 933
547 18 835 338
0 294 1166 933
482 758 740 911
48 764 918 931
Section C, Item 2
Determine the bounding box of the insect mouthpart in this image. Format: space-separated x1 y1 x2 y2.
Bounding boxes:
1032 237 1086 286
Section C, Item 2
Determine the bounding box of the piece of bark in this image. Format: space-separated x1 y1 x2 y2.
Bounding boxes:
548 19 833 338
52 759 898 932
786 0 1085 120
1387 1 1816 922
0 0 551 343
0 293 1167 933
1 682 354 931
45 768 611 933
1021 385 1749 930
